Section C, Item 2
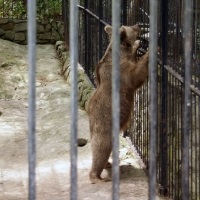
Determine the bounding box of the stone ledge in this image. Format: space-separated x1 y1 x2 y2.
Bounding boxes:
55 41 95 110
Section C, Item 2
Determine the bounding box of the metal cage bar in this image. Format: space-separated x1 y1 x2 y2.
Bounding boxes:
112 0 121 199
182 0 193 199
149 0 158 199
160 0 168 195
27 0 37 199
70 0 79 199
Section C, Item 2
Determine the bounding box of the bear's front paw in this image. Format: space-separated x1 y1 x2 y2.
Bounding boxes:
134 40 140 46
132 40 140 51
132 40 140 57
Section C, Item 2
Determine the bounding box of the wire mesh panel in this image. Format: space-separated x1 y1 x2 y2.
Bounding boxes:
78 0 111 84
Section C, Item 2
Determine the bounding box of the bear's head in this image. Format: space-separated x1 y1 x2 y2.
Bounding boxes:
104 24 141 47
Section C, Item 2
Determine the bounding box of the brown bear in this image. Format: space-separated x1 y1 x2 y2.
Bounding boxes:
87 24 149 184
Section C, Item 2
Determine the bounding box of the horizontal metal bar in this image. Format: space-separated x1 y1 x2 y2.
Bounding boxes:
78 5 109 26
164 65 200 97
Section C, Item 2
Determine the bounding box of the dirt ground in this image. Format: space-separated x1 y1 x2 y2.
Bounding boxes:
0 39 165 200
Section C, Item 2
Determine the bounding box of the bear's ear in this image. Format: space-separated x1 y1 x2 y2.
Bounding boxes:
104 25 112 35
120 26 127 41
132 24 141 33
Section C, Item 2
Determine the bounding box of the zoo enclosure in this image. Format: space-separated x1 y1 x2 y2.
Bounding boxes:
63 0 200 199
0 0 198 199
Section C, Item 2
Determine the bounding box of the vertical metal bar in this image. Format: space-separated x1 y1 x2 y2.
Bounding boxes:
121 0 127 25
84 0 88 74
176 0 181 75
98 0 103 59
194 0 198 88
147 83 149 170
143 88 146 163
175 82 179 198
199 96 200 199
194 0 197 57
171 76 175 198
138 92 141 154
190 93 193 199
27 0 36 199
136 94 139 147
78 8 82 64
168 74 172 197
146 83 149 168
149 0 158 199
70 0 78 199
142 86 144 160
182 0 193 199
178 81 181 199
112 0 120 199
194 95 197 200
160 0 168 196
62 0 69 46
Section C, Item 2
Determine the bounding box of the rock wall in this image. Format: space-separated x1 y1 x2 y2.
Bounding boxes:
55 41 95 110
0 18 64 44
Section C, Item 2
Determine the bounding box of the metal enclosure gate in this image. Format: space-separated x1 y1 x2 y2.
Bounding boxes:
25 0 198 199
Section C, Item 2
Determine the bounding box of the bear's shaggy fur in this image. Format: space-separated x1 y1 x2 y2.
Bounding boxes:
87 24 149 184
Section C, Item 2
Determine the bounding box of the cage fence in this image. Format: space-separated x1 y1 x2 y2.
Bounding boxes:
5 0 199 199
72 0 200 199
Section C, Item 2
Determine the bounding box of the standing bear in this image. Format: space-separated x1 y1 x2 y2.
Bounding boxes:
87 24 149 184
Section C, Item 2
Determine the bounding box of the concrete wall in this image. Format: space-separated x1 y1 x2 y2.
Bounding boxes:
0 18 64 44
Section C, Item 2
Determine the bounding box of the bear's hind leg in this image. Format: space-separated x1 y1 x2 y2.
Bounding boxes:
89 133 112 184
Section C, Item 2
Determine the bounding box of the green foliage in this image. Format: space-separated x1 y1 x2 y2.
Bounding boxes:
36 0 62 20
0 0 26 19
0 0 62 20
13 1 26 19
